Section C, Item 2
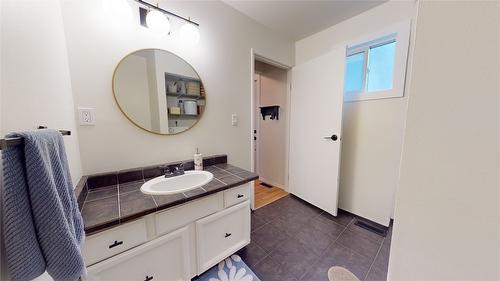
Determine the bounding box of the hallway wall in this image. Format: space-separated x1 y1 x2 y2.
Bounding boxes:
254 61 287 188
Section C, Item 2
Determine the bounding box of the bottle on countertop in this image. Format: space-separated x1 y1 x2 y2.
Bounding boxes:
194 148 203 171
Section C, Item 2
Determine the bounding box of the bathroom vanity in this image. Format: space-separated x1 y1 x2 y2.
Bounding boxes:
76 156 257 280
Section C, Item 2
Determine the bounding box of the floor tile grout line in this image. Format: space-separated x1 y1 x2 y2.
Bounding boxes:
298 219 351 281
363 236 386 281
335 222 386 261
299 222 347 281
259 210 348 281
249 240 277 268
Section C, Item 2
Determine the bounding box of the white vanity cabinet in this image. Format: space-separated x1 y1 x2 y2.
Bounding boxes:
196 200 250 274
83 182 252 281
82 219 148 266
85 226 191 281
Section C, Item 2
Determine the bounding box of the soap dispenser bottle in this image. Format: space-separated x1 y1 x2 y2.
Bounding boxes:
194 148 203 170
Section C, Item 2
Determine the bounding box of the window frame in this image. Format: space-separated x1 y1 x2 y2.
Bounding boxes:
343 20 411 102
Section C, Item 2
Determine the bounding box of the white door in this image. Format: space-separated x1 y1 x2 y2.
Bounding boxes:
253 74 261 175
289 46 346 216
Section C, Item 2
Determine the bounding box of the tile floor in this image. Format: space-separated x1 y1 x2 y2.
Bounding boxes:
237 195 392 281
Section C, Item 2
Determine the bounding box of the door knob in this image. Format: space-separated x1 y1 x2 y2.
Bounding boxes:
323 135 339 141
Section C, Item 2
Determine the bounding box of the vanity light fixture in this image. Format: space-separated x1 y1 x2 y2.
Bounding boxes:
135 0 200 43
145 9 170 36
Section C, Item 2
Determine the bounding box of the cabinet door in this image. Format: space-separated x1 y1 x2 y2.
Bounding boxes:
83 218 148 266
85 226 191 281
195 200 250 274
223 183 251 208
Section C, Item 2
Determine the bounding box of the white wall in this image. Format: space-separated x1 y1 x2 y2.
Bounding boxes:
295 0 417 225
0 0 83 186
1 1 85 280
389 1 500 280
255 61 287 188
60 0 294 174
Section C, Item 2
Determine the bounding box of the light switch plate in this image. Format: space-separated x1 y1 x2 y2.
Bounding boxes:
231 114 238 126
78 107 95 126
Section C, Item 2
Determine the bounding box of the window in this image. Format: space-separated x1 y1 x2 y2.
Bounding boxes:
366 41 396 92
344 52 365 93
343 21 411 102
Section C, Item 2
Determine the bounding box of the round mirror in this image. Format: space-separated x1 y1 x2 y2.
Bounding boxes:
113 49 206 135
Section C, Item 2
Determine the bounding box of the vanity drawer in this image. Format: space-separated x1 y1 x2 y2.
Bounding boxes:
85 226 191 281
195 200 250 274
223 183 251 207
156 193 223 236
82 218 147 266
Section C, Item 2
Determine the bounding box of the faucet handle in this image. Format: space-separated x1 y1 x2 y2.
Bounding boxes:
174 163 185 175
160 165 174 177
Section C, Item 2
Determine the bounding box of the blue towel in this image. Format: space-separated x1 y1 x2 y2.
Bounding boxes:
2 129 85 281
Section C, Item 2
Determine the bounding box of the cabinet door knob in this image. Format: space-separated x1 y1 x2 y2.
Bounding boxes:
237 194 244 198
108 240 123 249
224 232 232 238
144 275 153 281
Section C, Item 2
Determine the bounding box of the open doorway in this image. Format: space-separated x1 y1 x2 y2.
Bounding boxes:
252 58 289 209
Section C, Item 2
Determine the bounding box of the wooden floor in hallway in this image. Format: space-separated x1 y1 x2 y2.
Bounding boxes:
254 180 288 209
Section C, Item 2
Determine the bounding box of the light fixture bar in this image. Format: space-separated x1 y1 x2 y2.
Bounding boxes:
134 0 199 26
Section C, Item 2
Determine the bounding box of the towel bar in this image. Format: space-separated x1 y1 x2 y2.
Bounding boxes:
0 127 71 150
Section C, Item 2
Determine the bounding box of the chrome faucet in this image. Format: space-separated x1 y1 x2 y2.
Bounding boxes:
161 165 175 178
173 163 185 176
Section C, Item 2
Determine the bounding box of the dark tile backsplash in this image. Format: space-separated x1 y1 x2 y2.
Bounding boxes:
143 165 163 180
203 154 227 167
118 168 143 184
87 172 118 190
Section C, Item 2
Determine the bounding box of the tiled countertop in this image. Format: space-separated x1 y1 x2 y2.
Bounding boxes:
78 160 258 235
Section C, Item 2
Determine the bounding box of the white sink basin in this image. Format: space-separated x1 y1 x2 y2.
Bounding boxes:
141 170 214 195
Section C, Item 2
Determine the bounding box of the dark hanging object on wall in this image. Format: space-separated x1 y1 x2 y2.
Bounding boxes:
260 105 280 120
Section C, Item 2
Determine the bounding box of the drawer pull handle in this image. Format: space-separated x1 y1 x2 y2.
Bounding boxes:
237 194 244 198
224 232 232 238
144 275 154 281
109 240 123 249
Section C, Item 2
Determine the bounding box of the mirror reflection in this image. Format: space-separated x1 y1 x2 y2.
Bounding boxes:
113 49 205 134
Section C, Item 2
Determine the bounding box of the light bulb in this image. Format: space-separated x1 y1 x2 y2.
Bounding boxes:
146 10 170 36
180 22 200 46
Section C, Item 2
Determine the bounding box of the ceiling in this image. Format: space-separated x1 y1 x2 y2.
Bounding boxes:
223 0 387 40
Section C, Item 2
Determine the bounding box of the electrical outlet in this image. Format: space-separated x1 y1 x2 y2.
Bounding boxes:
78 107 95 126
231 114 238 126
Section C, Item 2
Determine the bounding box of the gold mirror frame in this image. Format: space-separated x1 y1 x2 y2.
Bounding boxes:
112 48 206 135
